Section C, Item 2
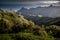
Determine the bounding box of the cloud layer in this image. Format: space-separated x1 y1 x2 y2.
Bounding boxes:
0 0 60 5
0 0 60 8
0 0 60 2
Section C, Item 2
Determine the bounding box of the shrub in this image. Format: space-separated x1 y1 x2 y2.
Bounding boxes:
0 34 13 40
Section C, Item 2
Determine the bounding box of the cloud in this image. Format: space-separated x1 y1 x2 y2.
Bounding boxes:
0 0 60 2
0 1 60 5
0 0 60 6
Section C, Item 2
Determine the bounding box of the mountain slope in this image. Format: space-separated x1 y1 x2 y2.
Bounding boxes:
17 6 60 17
0 9 56 40
47 17 60 26
19 14 60 26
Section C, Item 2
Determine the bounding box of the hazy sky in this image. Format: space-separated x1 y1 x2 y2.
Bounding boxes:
0 0 60 10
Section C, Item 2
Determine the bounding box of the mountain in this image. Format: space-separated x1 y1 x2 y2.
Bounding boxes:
22 15 53 25
21 15 60 26
17 5 60 17
48 17 60 26
0 8 60 40
0 8 56 40
17 6 60 26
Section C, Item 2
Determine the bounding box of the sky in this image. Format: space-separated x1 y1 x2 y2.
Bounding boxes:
0 0 60 11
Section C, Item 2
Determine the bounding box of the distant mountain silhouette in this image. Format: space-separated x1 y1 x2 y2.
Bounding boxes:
17 6 60 17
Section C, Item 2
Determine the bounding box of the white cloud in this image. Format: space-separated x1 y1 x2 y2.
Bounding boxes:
40 1 59 3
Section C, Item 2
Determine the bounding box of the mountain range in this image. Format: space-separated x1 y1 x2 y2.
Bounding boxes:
17 6 60 26
17 5 60 17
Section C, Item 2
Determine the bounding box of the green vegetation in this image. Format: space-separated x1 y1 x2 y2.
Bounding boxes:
0 9 60 40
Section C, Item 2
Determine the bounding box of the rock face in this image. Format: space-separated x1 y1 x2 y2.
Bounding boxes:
17 6 60 17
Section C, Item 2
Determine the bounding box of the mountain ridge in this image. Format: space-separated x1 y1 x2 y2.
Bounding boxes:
17 6 60 17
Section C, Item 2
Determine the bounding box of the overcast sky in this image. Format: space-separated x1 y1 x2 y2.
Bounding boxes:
0 0 60 10
0 0 60 4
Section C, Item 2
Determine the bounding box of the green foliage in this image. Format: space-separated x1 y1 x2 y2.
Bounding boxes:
45 25 60 38
0 34 13 40
0 9 59 40
16 32 40 40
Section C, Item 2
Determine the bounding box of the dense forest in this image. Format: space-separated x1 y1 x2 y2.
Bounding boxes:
0 9 60 40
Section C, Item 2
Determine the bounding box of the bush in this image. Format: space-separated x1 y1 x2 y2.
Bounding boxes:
14 32 55 40
0 34 13 40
